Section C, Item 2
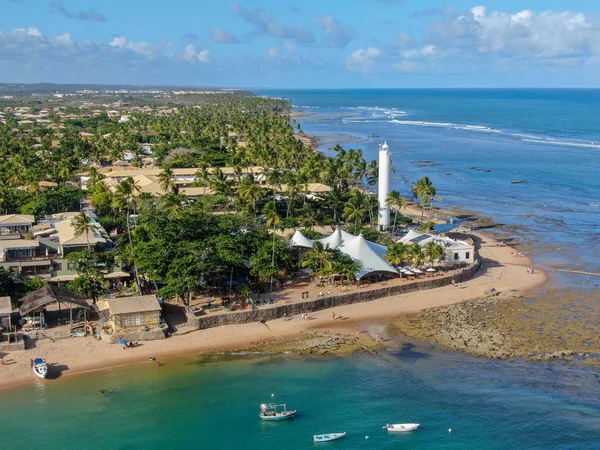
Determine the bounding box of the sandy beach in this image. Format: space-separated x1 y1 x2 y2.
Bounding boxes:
0 215 546 390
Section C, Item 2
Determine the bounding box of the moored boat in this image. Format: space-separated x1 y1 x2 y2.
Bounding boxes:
313 432 346 442
259 403 296 421
32 358 48 379
384 423 420 432
511 179 525 184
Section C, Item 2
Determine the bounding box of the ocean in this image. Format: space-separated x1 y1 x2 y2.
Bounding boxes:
2 89 599 449
2 340 600 449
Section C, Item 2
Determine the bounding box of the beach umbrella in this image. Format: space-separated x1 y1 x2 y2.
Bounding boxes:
426 268 436 272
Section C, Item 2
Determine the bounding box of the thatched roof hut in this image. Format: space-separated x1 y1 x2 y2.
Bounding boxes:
19 285 90 316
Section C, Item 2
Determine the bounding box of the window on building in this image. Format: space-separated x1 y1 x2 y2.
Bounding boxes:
54 263 62 271
454 252 459 260
466 252 470 260
135 315 141 326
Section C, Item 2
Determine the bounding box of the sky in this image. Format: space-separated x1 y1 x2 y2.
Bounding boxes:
2 0 600 88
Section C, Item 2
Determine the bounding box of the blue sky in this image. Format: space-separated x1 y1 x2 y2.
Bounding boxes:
2 0 600 88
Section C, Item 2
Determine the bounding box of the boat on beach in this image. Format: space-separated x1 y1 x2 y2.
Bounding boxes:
384 423 420 432
32 358 48 379
259 403 296 421
313 432 346 442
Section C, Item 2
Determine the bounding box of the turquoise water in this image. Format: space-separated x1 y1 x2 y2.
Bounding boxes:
2 342 600 449
258 89 600 287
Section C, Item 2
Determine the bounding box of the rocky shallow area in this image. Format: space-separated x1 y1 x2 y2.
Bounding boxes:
388 288 600 364
194 332 383 364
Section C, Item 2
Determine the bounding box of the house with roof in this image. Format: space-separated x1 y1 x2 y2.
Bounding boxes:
97 294 162 331
290 229 398 279
0 214 35 237
398 230 475 265
0 213 129 283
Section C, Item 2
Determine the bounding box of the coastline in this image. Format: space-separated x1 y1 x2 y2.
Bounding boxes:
0 205 547 390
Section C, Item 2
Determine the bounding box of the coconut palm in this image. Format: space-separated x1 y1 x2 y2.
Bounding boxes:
238 174 264 214
161 192 187 219
386 242 409 267
407 243 426 267
343 192 367 234
158 166 175 193
424 240 447 266
263 200 281 291
386 190 407 231
411 176 441 222
73 211 94 250
301 241 334 275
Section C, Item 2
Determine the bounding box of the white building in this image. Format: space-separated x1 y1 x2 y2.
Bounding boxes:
399 230 475 265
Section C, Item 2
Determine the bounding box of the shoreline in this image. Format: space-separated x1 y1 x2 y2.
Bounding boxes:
0 211 547 390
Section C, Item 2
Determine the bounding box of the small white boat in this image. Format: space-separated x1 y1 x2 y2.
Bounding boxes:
259 403 296 421
384 423 420 432
32 358 48 379
313 432 346 443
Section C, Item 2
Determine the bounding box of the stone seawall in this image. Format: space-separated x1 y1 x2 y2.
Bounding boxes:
187 260 481 330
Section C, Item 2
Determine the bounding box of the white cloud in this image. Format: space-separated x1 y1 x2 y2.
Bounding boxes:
110 36 157 58
428 6 600 59
284 41 295 54
183 44 210 63
345 47 381 72
403 45 436 59
13 27 43 37
54 33 73 46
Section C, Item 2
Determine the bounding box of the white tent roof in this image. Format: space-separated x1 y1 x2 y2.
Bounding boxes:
290 230 315 248
290 229 397 279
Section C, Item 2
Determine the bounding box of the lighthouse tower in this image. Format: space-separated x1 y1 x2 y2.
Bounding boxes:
378 141 391 230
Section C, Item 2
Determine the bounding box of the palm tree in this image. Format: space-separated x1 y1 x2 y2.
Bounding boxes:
161 192 186 219
386 190 407 231
365 160 378 187
386 242 408 267
73 211 94 250
424 240 447 266
263 200 280 291
301 241 333 275
112 177 142 294
407 243 426 267
411 176 441 222
343 192 367 234
238 174 264 215
158 166 175 193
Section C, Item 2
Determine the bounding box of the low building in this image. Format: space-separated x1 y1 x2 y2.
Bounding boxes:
399 230 475 265
0 213 127 282
102 294 161 330
0 214 35 237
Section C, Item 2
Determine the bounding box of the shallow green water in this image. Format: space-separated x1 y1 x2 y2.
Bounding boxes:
2 342 600 449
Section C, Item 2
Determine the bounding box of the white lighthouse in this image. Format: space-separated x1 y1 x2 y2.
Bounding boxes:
378 141 391 230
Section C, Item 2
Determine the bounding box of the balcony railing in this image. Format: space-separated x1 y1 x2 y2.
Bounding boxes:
5 255 56 263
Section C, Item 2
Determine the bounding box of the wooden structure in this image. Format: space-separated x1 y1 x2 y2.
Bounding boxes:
102 295 161 330
0 296 12 331
19 285 90 330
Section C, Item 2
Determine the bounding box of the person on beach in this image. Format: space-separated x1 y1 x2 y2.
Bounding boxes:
332 311 336 320
356 325 359 335
531 267 535 274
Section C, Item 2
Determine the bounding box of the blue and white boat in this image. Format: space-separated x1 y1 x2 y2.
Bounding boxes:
313 432 346 443
32 358 48 379
259 403 296 421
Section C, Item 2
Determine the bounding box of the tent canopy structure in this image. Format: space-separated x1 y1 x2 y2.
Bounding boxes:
290 229 397 279
19 284 90 316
